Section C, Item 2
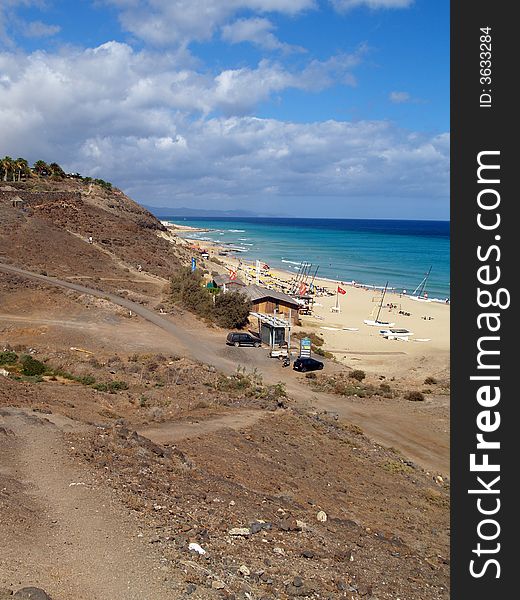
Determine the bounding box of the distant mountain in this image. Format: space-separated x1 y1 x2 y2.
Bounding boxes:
144 205 283 218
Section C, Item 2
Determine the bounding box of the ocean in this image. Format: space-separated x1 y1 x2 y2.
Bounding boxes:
165 217 450 300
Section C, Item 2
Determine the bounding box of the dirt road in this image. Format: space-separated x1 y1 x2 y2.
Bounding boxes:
0 263 449 475
0 408 181 599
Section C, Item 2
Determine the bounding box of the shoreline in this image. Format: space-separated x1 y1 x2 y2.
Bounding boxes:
165 221 451 304
164 221 450 381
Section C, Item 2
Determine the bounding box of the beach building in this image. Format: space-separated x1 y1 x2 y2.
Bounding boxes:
210 274 246 293
242 285 300 325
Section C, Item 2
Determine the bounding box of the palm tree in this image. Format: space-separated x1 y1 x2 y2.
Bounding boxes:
15 157 29 181
33 160 49 176
49 162 65 178
1 156 15 182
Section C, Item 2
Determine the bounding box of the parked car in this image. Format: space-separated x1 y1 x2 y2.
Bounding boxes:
293 357 324 372
226 332 261 347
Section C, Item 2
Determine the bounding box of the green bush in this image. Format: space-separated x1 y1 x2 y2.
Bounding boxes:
349 369 366 382
212 291 251 329
108 381 129 393
93 383 109 392
0 351 18 365
77 375 96 386
20 355 46 376
171 268 251 328
405 390 425 402
171 267 212 316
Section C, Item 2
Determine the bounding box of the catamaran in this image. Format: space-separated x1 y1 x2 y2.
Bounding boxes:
408 266 432 302
363 281 396 327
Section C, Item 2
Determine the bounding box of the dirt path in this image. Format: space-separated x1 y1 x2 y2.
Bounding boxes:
139 409 265 444
0 408 180 599
0 263 449 475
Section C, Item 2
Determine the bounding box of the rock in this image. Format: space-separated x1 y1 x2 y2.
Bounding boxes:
185 584 197 594
188 542 207 555
211 581 226 590
316 510 327 522
229 527 251 537
279 518 301 532
358 584 373 596
302 549 315 559
238 565 250 577
293 576 303 588
250 521 271 534
13 589 52 600
286 583 314 597
250 522 263 534
273 547 285 556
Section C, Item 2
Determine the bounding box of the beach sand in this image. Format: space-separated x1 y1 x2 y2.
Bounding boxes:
166 224 450 382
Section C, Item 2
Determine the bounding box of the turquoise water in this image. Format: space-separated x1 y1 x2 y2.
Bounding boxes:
165 217 450 300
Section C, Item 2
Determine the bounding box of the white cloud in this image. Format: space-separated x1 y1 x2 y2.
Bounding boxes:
22 20 61 38
0 1 51 46
221 17 303 52
331 0 414 12
105 0 317 46
389 90 410 103
0 42 448 217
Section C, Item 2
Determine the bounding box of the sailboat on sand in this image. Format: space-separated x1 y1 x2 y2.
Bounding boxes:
363 281 396 327
408 266 432 302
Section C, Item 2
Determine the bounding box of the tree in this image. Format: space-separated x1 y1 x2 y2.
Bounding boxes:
1 156 14 181
212 291 251 329
170 267 213 316
33 160 49 176
49 162 65 178
15 157 29 181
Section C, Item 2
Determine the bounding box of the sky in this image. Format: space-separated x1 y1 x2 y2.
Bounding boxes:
0 0 449 219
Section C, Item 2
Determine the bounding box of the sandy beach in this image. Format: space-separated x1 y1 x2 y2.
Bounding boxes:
165 223 450 381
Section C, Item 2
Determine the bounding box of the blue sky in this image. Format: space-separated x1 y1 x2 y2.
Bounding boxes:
0 0 449 219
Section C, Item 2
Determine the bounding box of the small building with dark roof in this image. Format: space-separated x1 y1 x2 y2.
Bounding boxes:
210 274 246 293
242 285 300 324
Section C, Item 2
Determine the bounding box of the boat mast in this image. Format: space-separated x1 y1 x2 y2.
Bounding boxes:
417 265 432 298
375 281 388 323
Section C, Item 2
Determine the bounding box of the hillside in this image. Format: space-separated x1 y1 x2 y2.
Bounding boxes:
0 174 450 599
0 177 186 298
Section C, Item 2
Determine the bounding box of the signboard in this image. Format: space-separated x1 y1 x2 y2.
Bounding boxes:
300 337 312 358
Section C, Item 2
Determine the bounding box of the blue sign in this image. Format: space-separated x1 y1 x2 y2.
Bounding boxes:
191 257 196 272
300 337 312 357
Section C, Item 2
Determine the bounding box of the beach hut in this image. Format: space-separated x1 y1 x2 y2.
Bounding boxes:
211 274 246 293
242 285 300 325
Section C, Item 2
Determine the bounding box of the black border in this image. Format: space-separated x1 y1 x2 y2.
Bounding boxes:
451 2 514 597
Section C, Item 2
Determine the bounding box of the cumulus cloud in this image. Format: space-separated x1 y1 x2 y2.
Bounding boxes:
105 0 317 46
0 42 364 124
331 0 414 11
0 41 447 217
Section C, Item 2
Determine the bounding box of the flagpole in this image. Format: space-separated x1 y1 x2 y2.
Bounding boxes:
335 286 339 311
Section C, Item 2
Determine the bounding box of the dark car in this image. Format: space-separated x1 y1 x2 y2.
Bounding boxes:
293 357 324 372
226 332 261 347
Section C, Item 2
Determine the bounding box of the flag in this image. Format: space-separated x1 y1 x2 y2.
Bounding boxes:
262 263 270 270
337 286 346 295
229 269 237 281
299 282 307 295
